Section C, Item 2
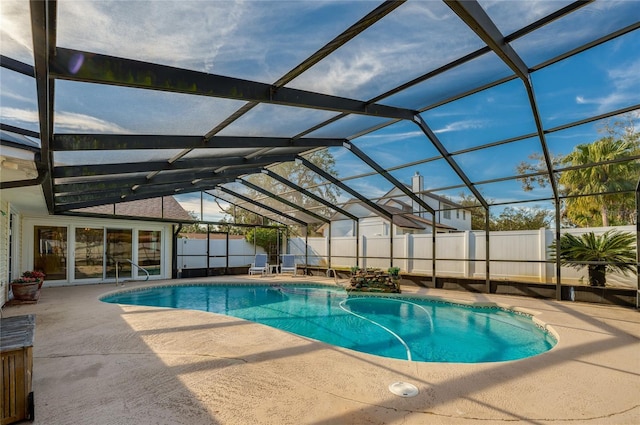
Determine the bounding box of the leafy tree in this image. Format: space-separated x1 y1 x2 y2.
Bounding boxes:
457 193 553 230
179 211 207 235
492 206 553 231
245 227 282 263
516 113 639 227
225 149 340 235
550 230 636 286
559 137 638 227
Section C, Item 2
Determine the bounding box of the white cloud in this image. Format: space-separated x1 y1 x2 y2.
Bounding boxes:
0 107 39 125
573 57 640 114
0 0 33 63
55 111 130 133
56 1 243 69
433 119 486 134
355 130 424 149
1 106 129 134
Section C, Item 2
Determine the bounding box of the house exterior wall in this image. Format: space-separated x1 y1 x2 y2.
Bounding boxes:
330 219 355 237
437 204 471 231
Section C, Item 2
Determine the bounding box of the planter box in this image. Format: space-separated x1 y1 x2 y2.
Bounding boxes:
1 315 35 424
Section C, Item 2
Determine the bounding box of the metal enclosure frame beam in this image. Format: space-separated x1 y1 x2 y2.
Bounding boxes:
413 115 488 208
296 156 393 220
343 141 436 215
202 191 290 229
216 186 308 226
29 0 56 213
236 178 330 224
53 153 300 178
262 169 359 222
51 48 417 121
52 134 346 151
444 0 562 298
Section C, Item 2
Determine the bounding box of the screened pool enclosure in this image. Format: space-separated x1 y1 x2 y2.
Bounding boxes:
1 1 638 304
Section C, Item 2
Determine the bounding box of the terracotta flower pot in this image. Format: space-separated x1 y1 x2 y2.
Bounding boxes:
11 281 41 301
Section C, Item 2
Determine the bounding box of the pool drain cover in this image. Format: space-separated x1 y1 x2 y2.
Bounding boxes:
388 382 419 397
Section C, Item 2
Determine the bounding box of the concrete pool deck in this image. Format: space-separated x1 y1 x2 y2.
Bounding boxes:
2 276 639 424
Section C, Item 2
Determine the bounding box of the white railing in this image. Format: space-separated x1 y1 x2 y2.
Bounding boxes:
115 259 150 286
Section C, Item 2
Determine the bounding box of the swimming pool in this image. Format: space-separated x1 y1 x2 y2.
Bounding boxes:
102 283 556 363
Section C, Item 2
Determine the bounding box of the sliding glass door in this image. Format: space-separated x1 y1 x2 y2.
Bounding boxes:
106 229 132 279
34 226 67 280
74 228 104 279
138 230 161 276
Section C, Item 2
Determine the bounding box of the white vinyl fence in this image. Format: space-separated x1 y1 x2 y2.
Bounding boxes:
176 237 264 270
288 226 637 288
176 227 636 288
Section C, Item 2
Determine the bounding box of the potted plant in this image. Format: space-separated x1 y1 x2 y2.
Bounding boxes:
10 270 45 301
22 270 46 289
387 266 400 278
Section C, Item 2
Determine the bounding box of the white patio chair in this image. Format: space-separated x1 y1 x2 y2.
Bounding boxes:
280 254 297 276
249 254 269 276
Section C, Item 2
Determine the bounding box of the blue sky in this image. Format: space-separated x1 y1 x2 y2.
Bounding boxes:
1 0 639 222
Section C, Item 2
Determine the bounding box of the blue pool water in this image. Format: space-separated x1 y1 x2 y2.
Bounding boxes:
102 284 556 363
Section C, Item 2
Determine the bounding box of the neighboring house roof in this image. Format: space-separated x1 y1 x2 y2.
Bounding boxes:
381 198 412 212
381 184 469 210
325 199 456 231
72 196 193 221
377 203 456 231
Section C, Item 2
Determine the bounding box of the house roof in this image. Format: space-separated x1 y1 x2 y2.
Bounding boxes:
71 196 193 221
382 184 469 211
326 199 456 231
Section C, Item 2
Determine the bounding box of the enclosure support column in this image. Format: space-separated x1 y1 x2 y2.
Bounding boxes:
305 226 309 275
225 227 229 275
328 223 332 270
356 220 360 268
390 218 394 269
485 206 491 293
431 218 436 286
635 177 639 309
206 224 211 276
286 227 290 255
172 224 182 279
555 200 562 301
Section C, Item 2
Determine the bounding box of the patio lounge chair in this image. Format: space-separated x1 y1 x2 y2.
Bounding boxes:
249 254 269 276
280 254 297 276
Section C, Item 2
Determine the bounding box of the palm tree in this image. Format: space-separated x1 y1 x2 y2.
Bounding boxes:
558 137 639 227
550 230 636 287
